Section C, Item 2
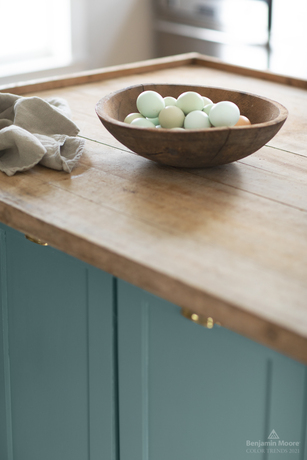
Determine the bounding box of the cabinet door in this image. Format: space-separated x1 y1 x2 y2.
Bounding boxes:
117 280 307 460
0 224 117 460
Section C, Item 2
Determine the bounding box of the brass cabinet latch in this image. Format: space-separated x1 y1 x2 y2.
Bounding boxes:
181 308 221 329
25 235 48 246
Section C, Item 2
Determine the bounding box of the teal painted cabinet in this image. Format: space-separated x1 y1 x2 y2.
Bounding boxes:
117 280 307 460
1 223 307 460
0 224 117 460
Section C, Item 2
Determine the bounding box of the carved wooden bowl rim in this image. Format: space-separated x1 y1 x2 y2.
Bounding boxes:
95 83 288 168
96 83 288 130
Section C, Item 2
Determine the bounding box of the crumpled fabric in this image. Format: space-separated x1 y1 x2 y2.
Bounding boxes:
0 93 85 176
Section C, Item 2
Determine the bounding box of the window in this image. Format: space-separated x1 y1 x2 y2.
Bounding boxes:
0 0 154 85
0 0 72 79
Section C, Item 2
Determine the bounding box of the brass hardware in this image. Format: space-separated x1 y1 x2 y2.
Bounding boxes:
25 235 48 246
181 308 221 329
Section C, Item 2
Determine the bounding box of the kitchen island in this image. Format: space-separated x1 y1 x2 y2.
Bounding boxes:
0 53 306 460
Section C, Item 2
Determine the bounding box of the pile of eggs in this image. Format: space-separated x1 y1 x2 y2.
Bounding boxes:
124 90 251 130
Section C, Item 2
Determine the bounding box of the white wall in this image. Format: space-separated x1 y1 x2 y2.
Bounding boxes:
81 0 155 69
0 0 154 85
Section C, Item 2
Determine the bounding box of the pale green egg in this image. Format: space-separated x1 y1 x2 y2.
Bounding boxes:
159 106 185 129
176 91 204 115
136 91 165 118
130 118 156 128
184 110 211 129
146 116 160 126
124 112 144 123
203 103 215 115
202 96 213 106
209 101 240 127
164 96 177 107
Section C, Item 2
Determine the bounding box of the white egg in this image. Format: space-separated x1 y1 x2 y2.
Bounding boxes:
209 101 240 127
164 96 177 107
136 91 165 118
124 112 144 123
202 96 213 106
159 106 185 129
203 103 215 115
130 118 156 128
184 110 211 129
176 91 204 114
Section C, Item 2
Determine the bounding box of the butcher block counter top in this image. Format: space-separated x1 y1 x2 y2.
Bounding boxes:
1 53 306 364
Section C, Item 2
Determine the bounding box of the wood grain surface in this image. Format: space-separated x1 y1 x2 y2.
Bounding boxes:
0 54 306 363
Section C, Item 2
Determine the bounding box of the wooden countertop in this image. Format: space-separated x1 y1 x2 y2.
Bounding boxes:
1 53 307 364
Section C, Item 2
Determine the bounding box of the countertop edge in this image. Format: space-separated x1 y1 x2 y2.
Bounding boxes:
1 202 306 365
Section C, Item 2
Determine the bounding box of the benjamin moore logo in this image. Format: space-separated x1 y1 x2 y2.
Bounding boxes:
268 430 279 440
246 430 300 454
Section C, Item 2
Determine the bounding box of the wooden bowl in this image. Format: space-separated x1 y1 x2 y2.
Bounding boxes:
95 83 288 168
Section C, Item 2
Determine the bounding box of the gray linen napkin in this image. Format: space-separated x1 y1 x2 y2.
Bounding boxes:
0 93 85 176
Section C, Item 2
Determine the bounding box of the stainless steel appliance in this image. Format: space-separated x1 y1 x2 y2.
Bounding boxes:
154 0 272 70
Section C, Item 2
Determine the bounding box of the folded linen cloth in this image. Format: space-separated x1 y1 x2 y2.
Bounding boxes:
0 93 85 176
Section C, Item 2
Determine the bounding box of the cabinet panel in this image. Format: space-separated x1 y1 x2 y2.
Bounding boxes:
267 356 307 460
117 280 307 460
2 223 306 460
0 224 116 460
